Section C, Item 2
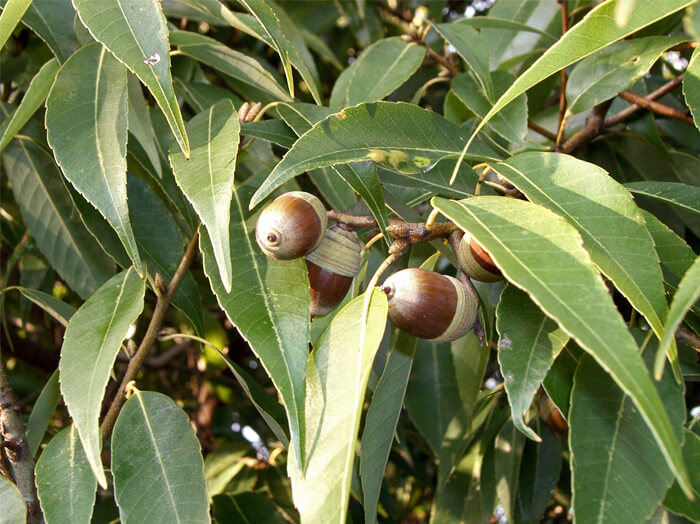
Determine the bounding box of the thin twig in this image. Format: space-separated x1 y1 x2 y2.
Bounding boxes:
0 361 42 523
560 100 613 153
424 45 460 77
555 0 570 149
677 326 700 354
100 231 200 440
606 74 685 127
617 89 694 125
528 121 558 142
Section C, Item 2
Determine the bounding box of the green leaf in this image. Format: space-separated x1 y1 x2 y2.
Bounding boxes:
490 153 672 377
0 57 59 155
448 16 557 43
212 492 287 524
658 256 700 358
204 444 248 498
496 284 568 441
641 210 696 280
329 37 425 109
0 0 31 51
663 429 700 521
289 289 388 524
250 101 499 209
241 119 296 149
626 181 700 216
494 419 526 522
35 425 96 524
127 175 204 335
175 79 242 115
127 74 162 178
460 0 695 168
2 137 114 299
684 47 700 132
0 473 26 524
15 287 75 326
361 329 417 524
177 39 292 103
200 188 310 469
433 23 493 101
566 36 688 115
432 195 692 496
26 370 60 457
21 0 78 63
170 99 238 292
570 350 685 524
237 0 322 104
73 0 190 157
59 267 145 488
479 0 540 66
111 391 210 523
45 43 143 275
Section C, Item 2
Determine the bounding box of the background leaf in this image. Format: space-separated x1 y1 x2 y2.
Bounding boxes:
684 46 700 131
658 256 700 358
432 196 691 495
663 429 700 521
112 391 210 524
35 425 97 524
0 473 26 524
21 0 78 63
59 267 145 488
170 99 239 292
626 181 700 215
73 0 189 156
212 492 287 523
45 42 143 274
26 370 61 457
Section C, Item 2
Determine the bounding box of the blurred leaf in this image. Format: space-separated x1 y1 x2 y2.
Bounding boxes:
59 267 145 489
542 345 579 419
464 0 694 158
170 99 239 292
204 444 248 498
626 181 700 216
21 0 78 62
497 284 568 441
360 329 417 524
200 186 310 469
289 290 388 524
45 43 143 275
570 349 685 524
73 0 190 156
684 47 700 132
250 101 499 208
658 256 700 358
663 429 700 521
479 0 540 67
0 473 26 524
0 0 31 51
2 136 114 299
433 23 493 101
494 419 526 522
127 175 204 335
112 391 210 523
641 210 696 280
35 425 96 524
0 57 59 155
450 16 557 42
177 38 292 102
127 74 162 178
566 36 688 115
433 196 691 495
212 492 286 523
26 370 60 457
329 37 425 109
491 152 673 378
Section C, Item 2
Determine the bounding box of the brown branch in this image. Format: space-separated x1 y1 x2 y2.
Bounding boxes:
605 75 685 127
560 100 613 154
100 231 200 440
0 361 42 523
528 121 558 142
617 89 694 125
424 45 460 77
677 326 700 354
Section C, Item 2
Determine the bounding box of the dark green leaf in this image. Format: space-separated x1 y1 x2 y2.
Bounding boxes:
22 0 78 63
16 287 75 327
658 256 700 358
641 210 696 280
212 492 286 524
127 74 162 178
26 370 60 457
0 473 26 524
663 429 700 521
626 181 700 216
494 419 526 522
684 47 700 132
241 119 296 148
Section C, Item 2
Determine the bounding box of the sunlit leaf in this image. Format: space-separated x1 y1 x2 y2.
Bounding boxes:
684 47 700 132
0 0 31 51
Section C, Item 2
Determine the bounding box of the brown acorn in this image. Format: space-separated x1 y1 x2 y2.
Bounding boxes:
381 268 478 342
255 191 328 260
306 225 362 317
457 232 503 282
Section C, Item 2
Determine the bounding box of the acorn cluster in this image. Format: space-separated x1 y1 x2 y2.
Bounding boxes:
255 191 503 342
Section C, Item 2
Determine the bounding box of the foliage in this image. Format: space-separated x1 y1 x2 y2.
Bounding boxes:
1 0 699 523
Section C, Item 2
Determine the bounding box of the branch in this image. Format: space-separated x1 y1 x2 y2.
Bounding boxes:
555 0 570 148
616 89 694 125
528 121 558 142
0 360 42 523
560 100 613 154
424 45 460 77
100 231 200 440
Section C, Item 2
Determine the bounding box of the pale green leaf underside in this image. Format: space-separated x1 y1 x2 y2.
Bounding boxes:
290 290 388 524
684 47 700 132
170 99 239 292
432 196 690 496
0 474 26 524
45 43 143 275
496 284 568 441
112 391 210 524
73 0 189 156
59 267 145 488
26 370 61 457
625 181 700 216
200 187 310 469
250 101 499 209
658 256 700 359
35 426 97 524
2 136 115 299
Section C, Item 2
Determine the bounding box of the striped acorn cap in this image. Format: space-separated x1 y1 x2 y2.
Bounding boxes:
457 231 503 283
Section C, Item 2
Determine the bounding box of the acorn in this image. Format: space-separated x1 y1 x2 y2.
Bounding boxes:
457 232 503 282
306 225 362 317
255 191 328 260
381 268 478 342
